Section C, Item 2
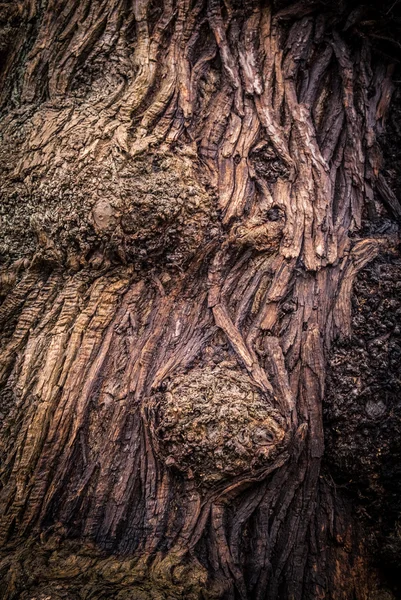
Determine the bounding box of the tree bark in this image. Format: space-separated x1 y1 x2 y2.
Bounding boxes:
0 1 400 599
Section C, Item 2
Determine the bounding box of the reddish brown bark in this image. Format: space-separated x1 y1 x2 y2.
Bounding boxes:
0 1 400 599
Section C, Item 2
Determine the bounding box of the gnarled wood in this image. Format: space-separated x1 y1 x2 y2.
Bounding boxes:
0 1 400 599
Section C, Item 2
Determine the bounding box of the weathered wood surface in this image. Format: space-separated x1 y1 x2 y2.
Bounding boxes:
0 1 400 598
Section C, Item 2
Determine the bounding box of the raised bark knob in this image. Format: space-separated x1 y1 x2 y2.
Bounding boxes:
150 366 289 485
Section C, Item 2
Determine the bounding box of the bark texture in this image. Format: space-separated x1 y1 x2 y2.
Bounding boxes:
0 1 400 599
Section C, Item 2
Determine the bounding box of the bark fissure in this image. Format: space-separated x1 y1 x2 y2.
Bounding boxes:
0 1 400 599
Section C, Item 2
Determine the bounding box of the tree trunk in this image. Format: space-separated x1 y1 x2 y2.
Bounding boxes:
0 1 400 599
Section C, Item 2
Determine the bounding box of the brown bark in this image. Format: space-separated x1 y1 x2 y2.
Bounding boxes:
0 1 400 599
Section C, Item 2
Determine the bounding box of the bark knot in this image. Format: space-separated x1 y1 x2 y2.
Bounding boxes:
149 366 289 485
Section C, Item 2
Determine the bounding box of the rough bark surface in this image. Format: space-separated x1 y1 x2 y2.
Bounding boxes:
0 1 400 599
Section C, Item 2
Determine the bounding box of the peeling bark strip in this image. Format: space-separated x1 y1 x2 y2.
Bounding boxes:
0 1 400 599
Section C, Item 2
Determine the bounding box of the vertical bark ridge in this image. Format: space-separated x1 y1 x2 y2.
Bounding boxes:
0 1 399 598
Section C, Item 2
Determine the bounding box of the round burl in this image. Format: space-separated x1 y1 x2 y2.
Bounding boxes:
151 367 288 484
0 104 215 270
